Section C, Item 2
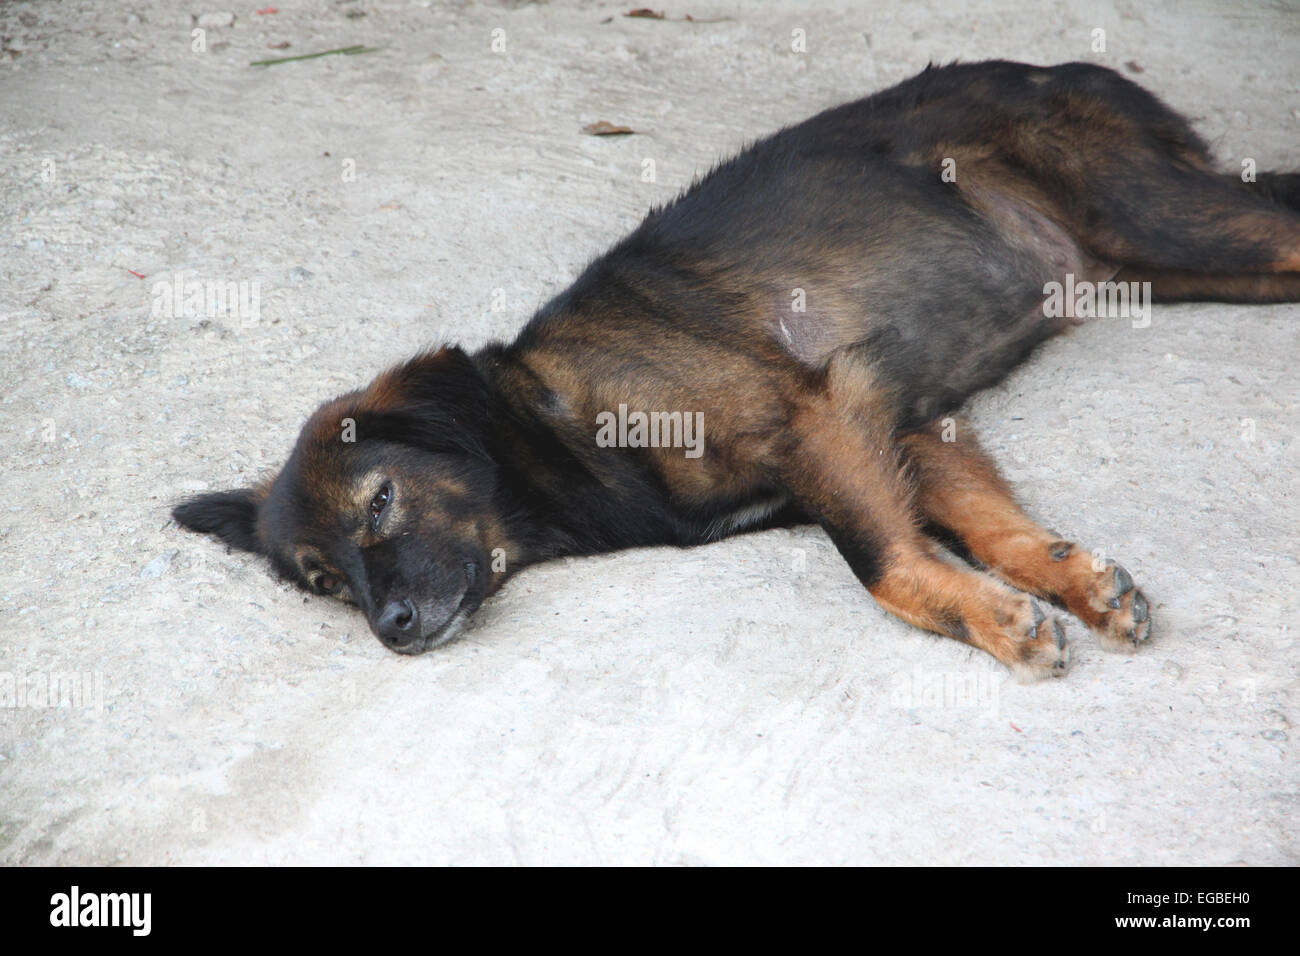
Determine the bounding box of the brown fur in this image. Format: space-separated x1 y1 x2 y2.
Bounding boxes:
173 61 1300 674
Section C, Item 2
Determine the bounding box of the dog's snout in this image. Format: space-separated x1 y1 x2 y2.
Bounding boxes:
376 598 419 646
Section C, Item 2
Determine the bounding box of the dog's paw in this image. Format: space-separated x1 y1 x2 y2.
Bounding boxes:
1078 561 1151 653
980 595 1071 681
1012 600 1071 681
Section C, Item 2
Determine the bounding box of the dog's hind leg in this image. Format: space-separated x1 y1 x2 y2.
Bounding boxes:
1080 167 1300 283
898 419 1151 653
1237 171 1300 214
1107 172 1300 302
779 358 1070 679
1110 268 1300 303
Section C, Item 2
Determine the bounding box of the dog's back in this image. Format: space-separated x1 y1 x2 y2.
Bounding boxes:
530 61 1298 435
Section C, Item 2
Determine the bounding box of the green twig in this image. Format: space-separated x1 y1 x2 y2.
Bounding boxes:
250 45 384 67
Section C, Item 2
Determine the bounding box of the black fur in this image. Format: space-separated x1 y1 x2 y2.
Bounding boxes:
172 490 260 554
173 60 1300 666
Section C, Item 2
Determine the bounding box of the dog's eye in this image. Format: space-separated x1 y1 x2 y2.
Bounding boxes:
368 484 392 532
316 573 341 594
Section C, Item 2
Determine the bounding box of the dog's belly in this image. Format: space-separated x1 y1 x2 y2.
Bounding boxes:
701 492 791 541
769 188 1114 425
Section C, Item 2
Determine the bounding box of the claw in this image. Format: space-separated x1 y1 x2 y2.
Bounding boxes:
1131 591 1148 623
1052 619 1065 649
1112 565 1134 597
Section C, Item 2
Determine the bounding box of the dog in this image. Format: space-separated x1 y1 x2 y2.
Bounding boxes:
174 60 1300 679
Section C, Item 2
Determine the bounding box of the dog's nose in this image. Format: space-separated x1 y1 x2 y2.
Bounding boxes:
376 598 419 646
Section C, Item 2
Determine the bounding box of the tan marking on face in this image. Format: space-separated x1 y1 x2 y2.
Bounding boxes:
293 546 332 582
353 469 390 509
291 395 366 518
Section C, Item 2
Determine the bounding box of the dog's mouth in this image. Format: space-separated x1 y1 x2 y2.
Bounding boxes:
382 560 482 655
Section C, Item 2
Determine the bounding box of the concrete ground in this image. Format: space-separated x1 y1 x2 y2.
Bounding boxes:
1 0 1296 865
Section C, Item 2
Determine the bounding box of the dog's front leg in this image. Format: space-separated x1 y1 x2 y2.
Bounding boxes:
780 357 1070 679
899 419 1151 653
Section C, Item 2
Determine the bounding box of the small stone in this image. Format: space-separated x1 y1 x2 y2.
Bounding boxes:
140 550 178 579
196 12 236 28
1262 709 1290 729
99 584 130 604
287 266 314 282
1161 661 1183 679
1260 729 1287 742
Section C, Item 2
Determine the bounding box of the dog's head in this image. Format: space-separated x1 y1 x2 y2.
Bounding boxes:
173 347 507 653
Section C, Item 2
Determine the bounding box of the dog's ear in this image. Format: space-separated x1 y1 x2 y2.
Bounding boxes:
354 346 499 461
172 488 264 554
